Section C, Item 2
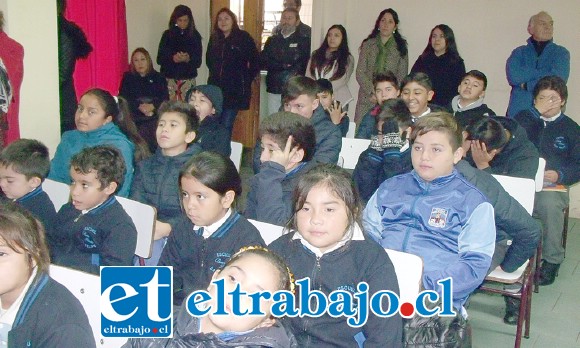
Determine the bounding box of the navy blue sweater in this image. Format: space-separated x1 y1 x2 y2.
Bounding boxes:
15 186 57 236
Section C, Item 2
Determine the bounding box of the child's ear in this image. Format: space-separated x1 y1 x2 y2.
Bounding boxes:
312 97 320 110
103 181 118 195
211 107 216 115
185 131 196 143
479 90 486 99
427 90 434 102
28 177 42 189
453 146 464 164
104 115 113 124
291 148 305 163
256 317 276 329
221 190 235 208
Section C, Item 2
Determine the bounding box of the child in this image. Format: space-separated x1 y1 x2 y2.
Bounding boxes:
124 246 296 347
356 72 401 139
514 75 579 285
451 70 496 127
186 84 231 156
363 113 495 321
269 164 402 347
400 72 447 121
0 139 56 231
353 98 413 203
316 78 349 137
49 88 150 196
50 145 137 275
0 202 94 347
158 152 265 305
245 112 317 226
130 101 202 266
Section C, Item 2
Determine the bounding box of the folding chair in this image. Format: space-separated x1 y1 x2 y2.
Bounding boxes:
248 218 285 245
384 248 423 308
337 137 371 170
230 141 243 172
345 121 356 138
42 178 70 211
116 196 157 262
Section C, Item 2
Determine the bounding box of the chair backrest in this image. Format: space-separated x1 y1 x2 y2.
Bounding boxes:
384 248 423 306
337 137 371 170
345 121 356 138
492 175 535 214
49 264 127 348
116 196 156 258
230 141 243 172
42 178 70 211
248 219 285 245
535 158 546 192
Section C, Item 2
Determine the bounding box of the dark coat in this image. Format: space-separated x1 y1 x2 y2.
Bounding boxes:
157 26 203 80
411 52 466 107
15 187 57 236
196 116 231 157
261 32 311 94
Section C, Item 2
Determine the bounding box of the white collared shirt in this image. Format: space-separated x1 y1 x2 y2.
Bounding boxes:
193 209 232 239
292 223 365 258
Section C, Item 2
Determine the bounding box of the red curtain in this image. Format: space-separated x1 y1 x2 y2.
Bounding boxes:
65 0 128 96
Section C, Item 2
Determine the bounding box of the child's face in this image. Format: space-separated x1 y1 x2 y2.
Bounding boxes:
189 91 215 121
181 176 233 227
75 94 113 132
156 112 195 156
284 94 319 119
401 82 434 117
69 169 116 211
296 184 350 253
0 165 40 200
458 76 485 103
176 15 190 30
316 91 333 110
374 81 400 104
411 130 463 182
534 88 564 118
0 241 32 309
430 28 447 56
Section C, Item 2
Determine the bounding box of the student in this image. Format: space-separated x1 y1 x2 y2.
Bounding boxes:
51 145 138 275
124 246 297 347
158 152 265 305
130 101 202 266
400 72 447 122
269 164 402 347
186 84 231 156
48 88 150 197
0 203 95 347
514 75 579 286
316 78 349 137
0 139 56 231
355 72 401 139
451 70 496 127
245 112 317 225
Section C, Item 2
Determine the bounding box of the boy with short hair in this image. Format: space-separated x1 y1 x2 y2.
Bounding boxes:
400 72 447 121
245 111 316 225
451 70 496 127
51 145 137 275
316 78 349 137
356 72 400 139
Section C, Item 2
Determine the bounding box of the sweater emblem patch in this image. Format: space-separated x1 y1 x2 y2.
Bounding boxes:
554 136 567 150
428 208 448 228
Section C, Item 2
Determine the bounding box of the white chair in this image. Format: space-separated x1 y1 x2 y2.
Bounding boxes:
49 264 127 348
345 121 356 138
535 158 546 192
116 196 156 259
230 141 243 172
42 178 70 211
384 248 423 311
492 175 535 214
248 219 285 245
337 137 371 170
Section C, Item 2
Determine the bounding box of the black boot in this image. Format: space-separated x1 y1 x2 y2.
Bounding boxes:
503 296 520 325
539 261 561 286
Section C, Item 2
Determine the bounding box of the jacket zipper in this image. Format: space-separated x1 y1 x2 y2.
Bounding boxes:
303 256 321 347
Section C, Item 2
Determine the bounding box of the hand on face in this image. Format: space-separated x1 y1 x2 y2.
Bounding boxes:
269 135 298 169
470 140 497 169
534 92 562 116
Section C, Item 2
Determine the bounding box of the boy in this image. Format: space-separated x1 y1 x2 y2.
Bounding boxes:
51 145 137 275
356 72 400 139
0 139 56 231
451 70 496 127
316 78 349 137
245 112 316 225
400 72 447 121
363 112 496 316
130 101 202 265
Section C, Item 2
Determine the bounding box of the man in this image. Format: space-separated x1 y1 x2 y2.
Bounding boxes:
506 11 569 117
271 0 311 39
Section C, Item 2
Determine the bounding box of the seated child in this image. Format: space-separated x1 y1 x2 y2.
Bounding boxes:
269 164 402 347
353 98 413 203
158 152 265 305
186 84 231 157
363 113 495 320
124 246 296 347
400 72 447 121
356 72 400 139
130 101 202 266
451 70 496 127
514 75 579 286
0 139 56 231
316 78 349 137
0 202 94 347
51 145 137 275
245 111 317 225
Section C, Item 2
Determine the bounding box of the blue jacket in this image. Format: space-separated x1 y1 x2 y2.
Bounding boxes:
363 170 495 310
506 38 570 117
48 122 135 196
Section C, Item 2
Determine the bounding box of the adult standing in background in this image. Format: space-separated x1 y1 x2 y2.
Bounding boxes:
0 10 22 147
355 8 408 123
506 11 569 117
271 0 311 39
157 5 202 101
206 8 260 137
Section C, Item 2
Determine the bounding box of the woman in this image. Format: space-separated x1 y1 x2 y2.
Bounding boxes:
355 8 408 123
206 8 260 136
306 24 354 108
119 48 169 152
411 24 466 108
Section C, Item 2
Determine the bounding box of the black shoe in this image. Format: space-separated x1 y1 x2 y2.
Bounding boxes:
503 297 520 325
539 261 561 286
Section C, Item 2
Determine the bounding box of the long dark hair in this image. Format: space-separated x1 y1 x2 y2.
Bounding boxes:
168 5 196 35
211 7 240 41
309 25 351 81
420 24 461 62
361 8 407 58
179 152 242 201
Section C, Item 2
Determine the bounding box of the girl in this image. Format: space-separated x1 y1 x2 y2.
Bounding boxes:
269 164 402 347
0 202 94 347
48 88 150 197
125 246 297 347
158 152 265 305
157 5 203 101
411 24 466 108
306 25 355 108
355 8 408 123
119 47 169 152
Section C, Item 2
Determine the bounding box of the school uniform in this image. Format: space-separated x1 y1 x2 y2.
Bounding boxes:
14 186 57 235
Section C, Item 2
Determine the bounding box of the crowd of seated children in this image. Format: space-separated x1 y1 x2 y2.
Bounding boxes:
400 72 447 122
269 164 402 347
316 78 349 137
451 70 496 126
158 152 265 305
130 100 202 266
245 112 317 226
514 75 579 286
356 72 400 139
50 145 137 275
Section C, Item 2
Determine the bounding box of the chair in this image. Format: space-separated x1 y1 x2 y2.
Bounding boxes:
384 248 423 310
116 196 156 260
534 158 546 192
50 264 127 348
337 137 371 170
42 178 70 211
230 141 243 172
346 121 356 138
248 218 285 245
